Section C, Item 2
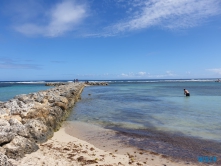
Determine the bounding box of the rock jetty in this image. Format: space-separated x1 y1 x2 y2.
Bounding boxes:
0 82 85 163
45 82 67 86
45 82 108 86
85 81 108 86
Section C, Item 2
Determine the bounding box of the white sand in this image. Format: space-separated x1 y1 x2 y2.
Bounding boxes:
9 123 205 166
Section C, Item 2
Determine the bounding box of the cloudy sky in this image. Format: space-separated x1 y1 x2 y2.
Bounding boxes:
0 0 221 81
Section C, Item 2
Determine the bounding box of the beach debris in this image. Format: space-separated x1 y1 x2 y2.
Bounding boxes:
90 147 95 151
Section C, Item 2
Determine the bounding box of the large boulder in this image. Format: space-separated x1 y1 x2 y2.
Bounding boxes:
3 136 38 159
24 119 53 143
0 132 14 146
0 120 14 145
4 99 34 117
9 118 29 138
46 107 65 131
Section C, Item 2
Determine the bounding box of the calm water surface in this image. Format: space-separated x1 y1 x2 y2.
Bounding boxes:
67 79 221 161
69 80 221 142
0 82 51 101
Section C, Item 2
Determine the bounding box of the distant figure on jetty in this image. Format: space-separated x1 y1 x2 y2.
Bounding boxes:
184 89 190 96
74 79 79 83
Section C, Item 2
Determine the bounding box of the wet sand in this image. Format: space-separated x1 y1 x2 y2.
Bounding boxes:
63 121 219 165
108 126 221 163
10 121 219 165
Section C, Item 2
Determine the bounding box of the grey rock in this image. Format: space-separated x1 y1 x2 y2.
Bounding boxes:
54 102 67 110
85 82 108 86
0 119 10 132
46 106 66 130
0 120 14 145
0 147 6 154
23 104 50 120
25 119 53 143
4 99 34 117
0 119 9 125
3 136 38 159
9 119 29 137
0 108 8 117
0 153 12 166
0 132 14 146
45 82 67 86
4 100 20 113
14 94 28 101
0 101 4 107
34 92 45 103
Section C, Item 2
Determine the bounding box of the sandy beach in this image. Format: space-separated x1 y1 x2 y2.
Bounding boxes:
9 122 206 166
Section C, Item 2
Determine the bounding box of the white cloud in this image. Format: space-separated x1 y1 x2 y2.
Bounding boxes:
47 0 86 36
15 0 87 37
207 68 221 75
11 0 221 37
138 72 146 76
0 57 40 69
121 71 149 77
165 71 175 76
16 24 45 36
121 71 176 78
106 0 221 35
153 71 176 78
121 73 132 77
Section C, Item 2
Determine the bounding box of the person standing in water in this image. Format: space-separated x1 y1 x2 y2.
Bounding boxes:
184 89 190 96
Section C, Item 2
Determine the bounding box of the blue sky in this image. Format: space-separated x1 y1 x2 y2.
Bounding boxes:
0 0 221 81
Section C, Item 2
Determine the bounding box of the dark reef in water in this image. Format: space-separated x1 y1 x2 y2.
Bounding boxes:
111 127 221 164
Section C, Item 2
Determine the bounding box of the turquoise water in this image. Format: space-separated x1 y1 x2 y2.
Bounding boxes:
1 79 220 142
69 79 221 142
0 82 51 101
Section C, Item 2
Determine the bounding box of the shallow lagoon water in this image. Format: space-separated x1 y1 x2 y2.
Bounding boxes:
69 80 221 142
67 80 221 161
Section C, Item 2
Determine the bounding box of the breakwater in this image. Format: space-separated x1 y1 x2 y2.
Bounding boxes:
85 82 108 86
45 81 108 86
0 82 87 164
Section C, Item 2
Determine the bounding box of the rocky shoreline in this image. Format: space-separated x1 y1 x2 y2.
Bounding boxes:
0 82 88 165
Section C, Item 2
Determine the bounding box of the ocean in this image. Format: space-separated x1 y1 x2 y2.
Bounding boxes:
1 79 221 162
67 79 221 161
0 81 52 101
0 80 76 101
